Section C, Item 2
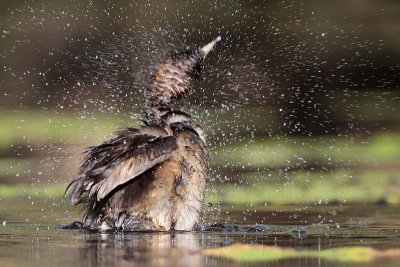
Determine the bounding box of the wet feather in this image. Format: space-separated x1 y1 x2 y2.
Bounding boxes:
66 37 220 231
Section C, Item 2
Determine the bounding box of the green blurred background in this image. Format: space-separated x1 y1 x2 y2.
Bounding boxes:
0 0 399 208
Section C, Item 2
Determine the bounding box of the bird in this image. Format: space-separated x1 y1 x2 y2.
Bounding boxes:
66 36 221 231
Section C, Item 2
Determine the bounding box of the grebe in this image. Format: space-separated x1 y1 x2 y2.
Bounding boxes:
66 36 221 231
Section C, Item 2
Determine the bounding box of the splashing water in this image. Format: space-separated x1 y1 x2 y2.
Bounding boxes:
0 0 399 230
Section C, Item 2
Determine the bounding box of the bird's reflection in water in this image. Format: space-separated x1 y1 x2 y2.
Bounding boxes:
79 232 202 267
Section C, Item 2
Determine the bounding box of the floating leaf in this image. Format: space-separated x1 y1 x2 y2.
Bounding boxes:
203 243 400 262
204 244 295 261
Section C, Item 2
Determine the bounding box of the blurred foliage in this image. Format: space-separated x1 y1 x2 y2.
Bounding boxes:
0 110 399 204
207 169 400 205
0 183 65 199
212 132 400 167
0 109 138 149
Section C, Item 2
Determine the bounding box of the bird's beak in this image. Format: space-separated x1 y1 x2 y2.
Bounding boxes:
200 36 221 58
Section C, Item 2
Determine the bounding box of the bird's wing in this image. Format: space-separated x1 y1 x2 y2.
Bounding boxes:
68 127 178 204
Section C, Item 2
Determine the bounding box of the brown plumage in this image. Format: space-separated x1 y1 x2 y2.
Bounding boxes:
66 37 220 231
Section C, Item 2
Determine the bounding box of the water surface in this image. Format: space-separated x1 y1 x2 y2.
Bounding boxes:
1 198 399 267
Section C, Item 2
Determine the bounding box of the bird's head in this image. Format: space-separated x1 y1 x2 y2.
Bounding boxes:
169 35 222 77
144 36 221 124
199 36 222 58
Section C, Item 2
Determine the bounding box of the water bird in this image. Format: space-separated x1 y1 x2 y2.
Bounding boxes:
66 36 221 231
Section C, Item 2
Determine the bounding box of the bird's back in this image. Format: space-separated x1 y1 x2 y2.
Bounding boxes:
104 124 208 231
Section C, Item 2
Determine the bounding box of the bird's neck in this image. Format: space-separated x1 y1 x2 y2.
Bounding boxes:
143 51 203 124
